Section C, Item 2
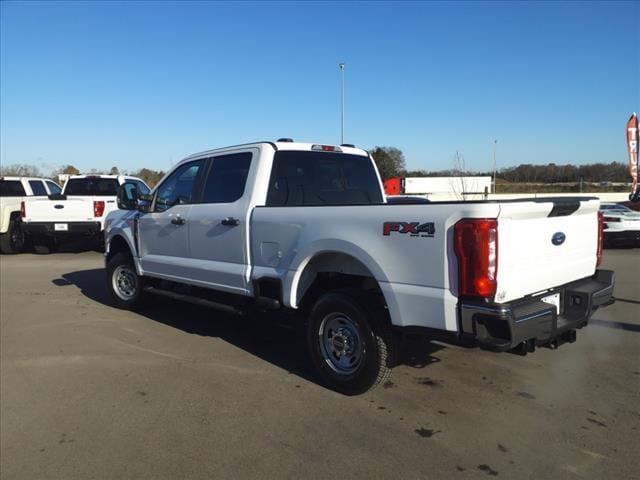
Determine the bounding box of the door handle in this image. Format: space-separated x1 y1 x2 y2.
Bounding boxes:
171 216 186 225
221 217 240 226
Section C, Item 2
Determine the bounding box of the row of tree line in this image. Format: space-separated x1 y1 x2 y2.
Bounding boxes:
369 146 631 183
1 147 631 187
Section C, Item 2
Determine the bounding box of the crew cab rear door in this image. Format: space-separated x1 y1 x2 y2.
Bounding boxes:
185 150 255 295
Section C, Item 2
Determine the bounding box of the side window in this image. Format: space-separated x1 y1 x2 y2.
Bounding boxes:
201 153 252 204
46 181 62 195
134 180 150 195
29 180 47 196
154 160 202 212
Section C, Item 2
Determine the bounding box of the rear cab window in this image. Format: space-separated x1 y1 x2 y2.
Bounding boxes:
64 177 119 196
266 151 383 206
0 180 27 197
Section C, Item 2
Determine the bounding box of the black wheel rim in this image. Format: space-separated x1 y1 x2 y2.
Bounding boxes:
10 222 24 251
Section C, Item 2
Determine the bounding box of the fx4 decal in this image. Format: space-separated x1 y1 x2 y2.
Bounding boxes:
383 222 435 237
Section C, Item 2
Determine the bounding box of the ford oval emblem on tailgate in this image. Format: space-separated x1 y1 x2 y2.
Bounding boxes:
552 232 566 245
54 204 64 209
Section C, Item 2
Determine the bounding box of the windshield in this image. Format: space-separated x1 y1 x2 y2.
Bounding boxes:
0 180 27 197
64 178 119 196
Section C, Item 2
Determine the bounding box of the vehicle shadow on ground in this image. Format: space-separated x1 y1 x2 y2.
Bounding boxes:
27 239 103 255
55 268 446 387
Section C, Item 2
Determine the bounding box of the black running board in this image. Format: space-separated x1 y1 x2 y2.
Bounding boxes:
143 286 243 315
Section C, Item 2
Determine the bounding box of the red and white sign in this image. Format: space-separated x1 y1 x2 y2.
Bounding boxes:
627 112 639 197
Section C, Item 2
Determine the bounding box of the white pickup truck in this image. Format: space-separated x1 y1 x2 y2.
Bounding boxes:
104 140 615 394
22 174 149 249
0 176 63 253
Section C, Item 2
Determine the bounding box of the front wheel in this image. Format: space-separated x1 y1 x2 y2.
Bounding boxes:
106 252 147 309
307 290 395 395
0 216 25 254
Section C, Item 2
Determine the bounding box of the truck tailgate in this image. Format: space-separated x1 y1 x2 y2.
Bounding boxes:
495 198 599 303
23 197 96 222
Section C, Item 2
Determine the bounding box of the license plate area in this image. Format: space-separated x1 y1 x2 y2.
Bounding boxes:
54 223 68 231
541 292 560 314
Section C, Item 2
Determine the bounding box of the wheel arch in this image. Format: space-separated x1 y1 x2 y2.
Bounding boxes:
288 243 401 327
106 234 135 262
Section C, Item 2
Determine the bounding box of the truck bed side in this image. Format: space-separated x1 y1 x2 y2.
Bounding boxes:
251 202 501 332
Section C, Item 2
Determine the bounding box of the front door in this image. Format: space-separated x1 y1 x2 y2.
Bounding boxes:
138 159 204 280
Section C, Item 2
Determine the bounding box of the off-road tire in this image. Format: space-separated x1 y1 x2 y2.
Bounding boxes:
307 289 395 395
106 251 147 309
0 215 25 254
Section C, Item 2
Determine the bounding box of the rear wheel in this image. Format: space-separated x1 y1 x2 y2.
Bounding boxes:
0 216 25 254
307 290 394 395
107 252 147 309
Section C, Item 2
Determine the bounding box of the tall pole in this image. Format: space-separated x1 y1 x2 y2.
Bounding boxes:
492 138 498 194
339 62 345 145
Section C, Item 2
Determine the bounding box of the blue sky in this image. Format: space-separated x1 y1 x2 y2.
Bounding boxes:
1 1 638 174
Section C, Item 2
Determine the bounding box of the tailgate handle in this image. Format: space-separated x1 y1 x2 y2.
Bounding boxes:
548 201 580 217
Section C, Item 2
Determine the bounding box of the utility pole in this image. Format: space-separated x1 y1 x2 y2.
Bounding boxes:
492 138 498 194
339 62 345 145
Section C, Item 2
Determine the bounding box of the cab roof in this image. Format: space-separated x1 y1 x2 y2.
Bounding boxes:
183 141 369 163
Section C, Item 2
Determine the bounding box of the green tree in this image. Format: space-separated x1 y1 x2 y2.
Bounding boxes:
369 146 406 181
61 165 80 175
131 168 165 188
109 166 120 175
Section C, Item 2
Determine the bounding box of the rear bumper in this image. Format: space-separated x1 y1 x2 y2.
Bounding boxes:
603 230 640 245
22 221 102 236
459 269 615 351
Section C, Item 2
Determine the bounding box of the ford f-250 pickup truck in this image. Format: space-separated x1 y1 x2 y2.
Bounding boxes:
104 140 615 394
22 174 150 250
0 176 62 253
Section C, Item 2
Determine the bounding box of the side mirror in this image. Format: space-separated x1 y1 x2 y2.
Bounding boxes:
137 193 153 213
117 184 138 210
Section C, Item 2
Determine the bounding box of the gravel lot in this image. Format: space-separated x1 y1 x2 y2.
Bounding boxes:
1 248 639 479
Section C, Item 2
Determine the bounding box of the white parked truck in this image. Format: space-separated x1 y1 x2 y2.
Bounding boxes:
104 140 615 394
22 174 150 249
0 176 62 253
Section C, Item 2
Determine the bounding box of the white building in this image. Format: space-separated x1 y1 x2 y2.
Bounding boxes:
403 176 493 198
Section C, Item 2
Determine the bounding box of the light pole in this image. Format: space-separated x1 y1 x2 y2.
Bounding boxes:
339 62 345 145
492 138 498 194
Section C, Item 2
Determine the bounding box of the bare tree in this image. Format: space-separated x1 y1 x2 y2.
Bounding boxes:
449 151 471 200
0 163 42 177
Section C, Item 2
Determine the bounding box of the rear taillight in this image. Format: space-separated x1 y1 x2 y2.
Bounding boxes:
602 216 620 222
20 201 26 218
596 211 604 267
94 200 105 217
454 218 498 299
